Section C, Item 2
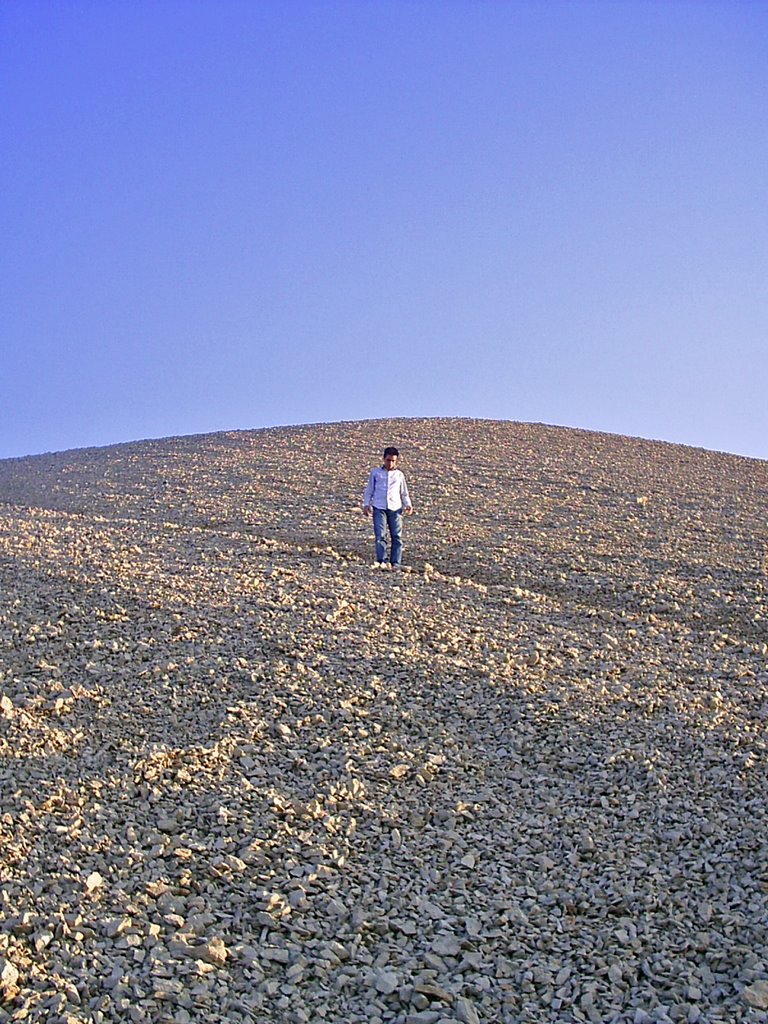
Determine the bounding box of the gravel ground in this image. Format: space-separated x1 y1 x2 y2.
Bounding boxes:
0 417 767 1024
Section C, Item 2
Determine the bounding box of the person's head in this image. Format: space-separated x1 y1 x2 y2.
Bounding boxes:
382 446 399 470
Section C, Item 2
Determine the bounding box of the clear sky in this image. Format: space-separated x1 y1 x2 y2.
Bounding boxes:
2 0 767 462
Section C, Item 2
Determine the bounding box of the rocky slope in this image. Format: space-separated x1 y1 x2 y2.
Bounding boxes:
0 418 767 1024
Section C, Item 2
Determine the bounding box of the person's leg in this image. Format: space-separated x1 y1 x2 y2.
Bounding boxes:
372 507 387 563
387 508 403 566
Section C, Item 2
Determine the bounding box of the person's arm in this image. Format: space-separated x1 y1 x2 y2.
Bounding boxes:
400 472 414 514
362 469 376 515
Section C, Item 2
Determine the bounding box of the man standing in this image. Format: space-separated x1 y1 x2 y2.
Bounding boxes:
362 447 414 568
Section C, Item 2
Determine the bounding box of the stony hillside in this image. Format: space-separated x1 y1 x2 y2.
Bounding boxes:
0 418 766 1024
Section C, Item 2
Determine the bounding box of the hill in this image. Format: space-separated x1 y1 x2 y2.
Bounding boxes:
0 418 767 1024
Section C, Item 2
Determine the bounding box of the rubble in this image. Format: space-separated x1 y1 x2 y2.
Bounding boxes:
0 417 766 1023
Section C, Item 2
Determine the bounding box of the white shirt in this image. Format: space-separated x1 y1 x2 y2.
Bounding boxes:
363 467 412 511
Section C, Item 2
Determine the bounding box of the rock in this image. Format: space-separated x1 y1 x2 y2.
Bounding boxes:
431 934 462 957
414 982 454 1004
103 916 132 938
373 970 398 995
743 982 768 1009
456 997 480 1024
198 938 229 967
34 929 54 952
0 960 20 999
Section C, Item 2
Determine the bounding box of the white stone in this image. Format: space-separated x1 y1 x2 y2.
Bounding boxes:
743 982 768 1009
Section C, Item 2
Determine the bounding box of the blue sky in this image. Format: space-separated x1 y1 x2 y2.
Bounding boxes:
2 0 767 461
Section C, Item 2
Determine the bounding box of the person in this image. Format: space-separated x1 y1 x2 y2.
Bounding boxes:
362 447 414 568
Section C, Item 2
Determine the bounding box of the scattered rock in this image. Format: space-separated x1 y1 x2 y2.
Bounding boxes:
456 997 480 1024
0 419 767 1024
743 981 768 1009
0 960 20 999
197 937 229 967
372 969 399 994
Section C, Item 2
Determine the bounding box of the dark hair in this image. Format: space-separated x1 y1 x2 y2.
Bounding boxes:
383 447 399 458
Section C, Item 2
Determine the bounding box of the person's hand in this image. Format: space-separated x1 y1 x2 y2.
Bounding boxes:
404 506 414 516
362 505 371 516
